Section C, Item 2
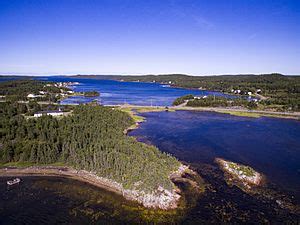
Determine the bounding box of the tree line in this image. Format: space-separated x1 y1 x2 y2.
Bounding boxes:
0 102 180 192
172 95 257 109
0 79 69 102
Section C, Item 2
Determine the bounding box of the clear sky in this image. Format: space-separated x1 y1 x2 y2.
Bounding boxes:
0 0 299 75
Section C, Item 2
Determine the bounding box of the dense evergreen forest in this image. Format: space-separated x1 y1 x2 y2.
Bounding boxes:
187 96 257 109
0 79 69 102
172 94 194 106
172 95 257 109
0 102 179 192
74 73 300 111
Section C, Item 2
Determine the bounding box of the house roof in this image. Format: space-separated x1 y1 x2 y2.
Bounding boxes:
34 110 63 114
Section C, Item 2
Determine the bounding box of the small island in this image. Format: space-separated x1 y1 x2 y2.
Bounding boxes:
216 158 263 187
83 90 100 97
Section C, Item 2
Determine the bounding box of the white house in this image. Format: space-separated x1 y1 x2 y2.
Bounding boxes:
27 94 38 98
247 91 252 95
34 110 64 117
194 95 207 100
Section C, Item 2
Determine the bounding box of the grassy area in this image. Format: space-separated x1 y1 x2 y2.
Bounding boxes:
217 109 299 120
118 106 175 121
119 107 145 123
135 107 175 113
217 110 262 118
0 161 66 168
227 162 255 177
117 107 145 132
119 105 299 121
117 106 176 132
0 161 35 168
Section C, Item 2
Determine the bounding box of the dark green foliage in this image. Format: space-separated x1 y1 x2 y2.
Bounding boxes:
83 91 100 97
0 102 179 192
172 94 194 106
0 79 69 102
185 96 257 109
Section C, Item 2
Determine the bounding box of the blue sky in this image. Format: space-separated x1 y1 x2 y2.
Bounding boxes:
0 0 299 75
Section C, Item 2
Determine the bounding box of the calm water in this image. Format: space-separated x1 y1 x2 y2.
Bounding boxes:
129 111 300 200
0 176 185 224
38 76 236 106
128 111 300 223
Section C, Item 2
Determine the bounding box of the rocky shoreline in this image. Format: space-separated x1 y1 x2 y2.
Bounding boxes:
215 158 263 188
0 164 190 210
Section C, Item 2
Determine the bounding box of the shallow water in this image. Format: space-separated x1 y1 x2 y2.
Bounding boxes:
129 111 300 202
0 176 187 224
129 111 300 223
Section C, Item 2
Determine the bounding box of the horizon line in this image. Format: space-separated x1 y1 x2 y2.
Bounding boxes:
0 72 299 77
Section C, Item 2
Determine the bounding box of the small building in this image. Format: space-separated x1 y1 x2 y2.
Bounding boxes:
247 91 252 95
34 110 64 117
27 94 38 98
256 89 262 94
194 95 207 99
27 94 35 98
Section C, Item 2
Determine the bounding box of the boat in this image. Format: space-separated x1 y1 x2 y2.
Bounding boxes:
7 178 21 186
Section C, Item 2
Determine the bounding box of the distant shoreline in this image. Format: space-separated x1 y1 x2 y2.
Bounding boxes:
117 105 300 120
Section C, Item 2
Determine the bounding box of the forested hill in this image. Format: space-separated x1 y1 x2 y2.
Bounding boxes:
72 73 299 91
0 103 180 192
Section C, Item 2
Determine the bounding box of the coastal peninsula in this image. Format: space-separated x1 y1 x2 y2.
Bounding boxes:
0 79 197 209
